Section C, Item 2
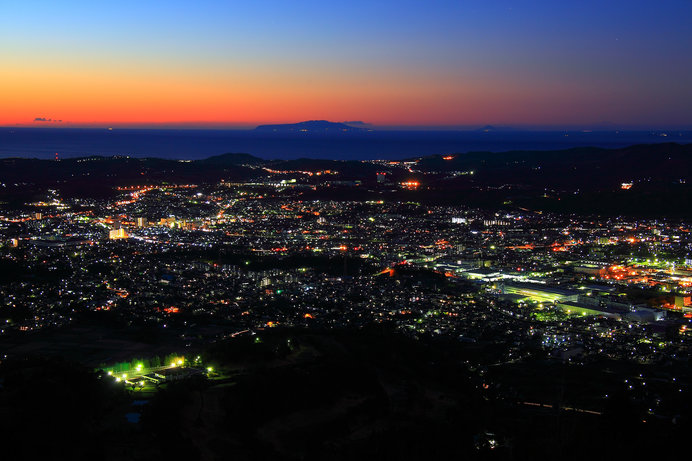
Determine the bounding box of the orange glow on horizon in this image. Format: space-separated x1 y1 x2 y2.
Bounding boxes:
0 55 623 128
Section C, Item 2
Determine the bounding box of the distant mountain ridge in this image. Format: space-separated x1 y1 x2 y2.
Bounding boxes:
477 125 513 132
254 120 365 132
200 152 265 166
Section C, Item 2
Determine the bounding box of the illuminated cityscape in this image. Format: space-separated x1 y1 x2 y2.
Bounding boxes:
0 138 691 460
0 150 691 458
2 172 691 340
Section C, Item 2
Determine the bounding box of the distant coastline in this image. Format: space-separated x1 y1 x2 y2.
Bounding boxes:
1 127 691 161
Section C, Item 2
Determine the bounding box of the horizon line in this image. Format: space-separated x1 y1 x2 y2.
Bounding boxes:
3 122 692 132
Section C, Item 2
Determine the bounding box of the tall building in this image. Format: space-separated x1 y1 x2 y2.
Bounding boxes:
160 217 176 227
136 217 147 228
675 295 692 311
109 228 129 240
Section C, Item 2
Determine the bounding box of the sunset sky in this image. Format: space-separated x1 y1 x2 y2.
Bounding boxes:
2 0 691 129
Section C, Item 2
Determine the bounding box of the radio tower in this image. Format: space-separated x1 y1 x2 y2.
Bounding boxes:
55 152 60 162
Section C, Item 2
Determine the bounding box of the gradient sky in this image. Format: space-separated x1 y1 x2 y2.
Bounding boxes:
2 0 691 128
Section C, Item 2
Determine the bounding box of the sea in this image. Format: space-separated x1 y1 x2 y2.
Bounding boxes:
1 127 690 161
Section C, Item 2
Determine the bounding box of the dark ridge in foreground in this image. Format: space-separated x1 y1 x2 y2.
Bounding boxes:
2 327 689 460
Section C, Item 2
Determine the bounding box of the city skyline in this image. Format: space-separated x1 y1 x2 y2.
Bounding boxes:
2 1 692 129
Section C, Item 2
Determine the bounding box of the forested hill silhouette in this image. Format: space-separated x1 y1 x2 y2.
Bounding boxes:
0 142 690 217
